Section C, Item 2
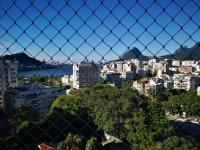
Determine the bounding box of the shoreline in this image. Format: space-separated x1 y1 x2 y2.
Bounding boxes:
18 65 73 77
18 64 72 72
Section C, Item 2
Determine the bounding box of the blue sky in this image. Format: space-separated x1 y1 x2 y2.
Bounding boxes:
0 0 200 63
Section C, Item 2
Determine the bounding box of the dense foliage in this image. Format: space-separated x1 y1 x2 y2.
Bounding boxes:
57 133 84 150
18 75 63 86
166 91 200 117
80 85 180 149
85 136 103 150
163 136 198 150
1 85 199 149
155 90 200 117
9 106 37 134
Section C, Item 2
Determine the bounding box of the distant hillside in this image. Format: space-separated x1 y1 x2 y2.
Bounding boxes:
120 42 200 61
0 53 43 66
162 42 200 60
120 47 149 60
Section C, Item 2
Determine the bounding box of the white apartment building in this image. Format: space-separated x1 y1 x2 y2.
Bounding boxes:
172 60 181 67
0 59 18 111
116 61 124 72
133 79 161 95
148 59 157 71
148 77 164 93
169 67 178 73
157 74 171 80
133 75 174 95
197 87 200 96
154 74 174 90
148 58 157 66
121 71 137 80
195 63 200 72
132 59 143 71
133 80 146 94
132 60 147 77
122 62 136 72
72 61 100 89
164 80 174 89
104 61 126 72
4 85 65 116
182 60 196 67
102 63 111 72
104 72 122 85
173 74 199 91
61 75 73 86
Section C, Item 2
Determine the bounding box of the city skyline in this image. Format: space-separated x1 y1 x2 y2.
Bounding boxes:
1 1 200 149
0 0 200 63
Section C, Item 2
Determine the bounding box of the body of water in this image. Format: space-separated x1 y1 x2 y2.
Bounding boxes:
19 65 73 77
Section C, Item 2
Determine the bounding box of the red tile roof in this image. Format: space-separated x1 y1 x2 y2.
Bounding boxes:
38 142 56 150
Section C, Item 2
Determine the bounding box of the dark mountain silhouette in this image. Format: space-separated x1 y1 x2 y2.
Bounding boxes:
120 47 149 60
2 42 200 67
120 42 200 61
0 53 44 66
161 42 200 60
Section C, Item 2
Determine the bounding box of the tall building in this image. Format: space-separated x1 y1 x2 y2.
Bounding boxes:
0 59 18 111
61 75 73 87
172 60 181 67
4 85 65 116
72 61 100 89
178 66 195 74
173 74 199 91
197 87 200 96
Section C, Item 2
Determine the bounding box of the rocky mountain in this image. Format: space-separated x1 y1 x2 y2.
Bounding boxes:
120 42 200 61
0 53 44 66
2 42 200 68
120 47 149 60
162 42 200 60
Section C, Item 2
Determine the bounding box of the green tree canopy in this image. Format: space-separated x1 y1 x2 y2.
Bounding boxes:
85 136 103 150
51 93 81 115
167 91 200 116
57 133 84 150
163 136 198 150
80 85 175 149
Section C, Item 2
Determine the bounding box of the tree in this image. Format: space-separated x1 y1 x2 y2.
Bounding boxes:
9 106 37 134
16 121 30 134
125 109 154 150
9 84 200 149
163 136 198 150
147 102 174 141
166 91 200 116
18 75 25 84
51 93 81 115
57 133 84 150
81 85 175 149
81 85 145 139
146 87 156 100
121 80 133 88
85 136 103 150
155 89 173 102
13 91 101 146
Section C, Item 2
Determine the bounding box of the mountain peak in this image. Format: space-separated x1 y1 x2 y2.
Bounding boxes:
194 42 200 48
121 47 147 60
162 42 200 60
1 52 43 66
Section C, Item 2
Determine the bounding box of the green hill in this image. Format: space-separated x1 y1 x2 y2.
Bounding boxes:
0 53 43 66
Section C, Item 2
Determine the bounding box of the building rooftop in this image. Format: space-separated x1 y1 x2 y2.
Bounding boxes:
38 142 56 150
6 84 64 92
